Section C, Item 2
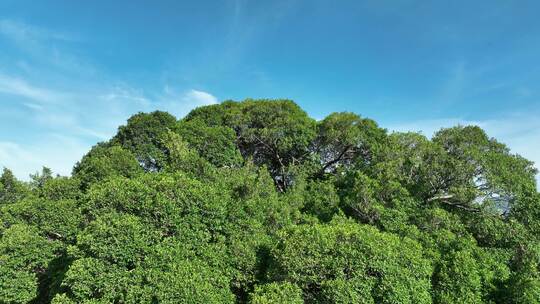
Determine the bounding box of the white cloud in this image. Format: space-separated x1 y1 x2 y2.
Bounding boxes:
150 88 218 118
23 102 44 111
0 73 63 103
99 86 218 119
184 89 218 105
100 86 151 107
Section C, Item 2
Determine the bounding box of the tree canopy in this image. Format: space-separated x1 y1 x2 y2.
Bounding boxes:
1 99 538 303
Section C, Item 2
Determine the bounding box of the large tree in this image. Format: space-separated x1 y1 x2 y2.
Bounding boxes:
1 99 538 304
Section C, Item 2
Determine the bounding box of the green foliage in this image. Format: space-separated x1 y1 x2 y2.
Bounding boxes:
315 112 387 173
1 99 538 303
506 242 540 304
73 144 142 189
432 125 537 204
39 177 81 201
132 241 235 303
74 212 157 268
0 224 59 303
269 218 433 303
192 99 318 190
111 110 177 171
300 179 341 222
184 102 229 126
250 282 304 304
0 168 29 204
1 198 82 242
224 100 317 169
29 167 53 190
433 246 483 303
319 278 375 304
510 192 540 236
177 119 243 167
160 130 216 178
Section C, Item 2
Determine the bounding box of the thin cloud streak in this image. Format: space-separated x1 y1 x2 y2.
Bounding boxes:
0 19 76 43
0 73 64 103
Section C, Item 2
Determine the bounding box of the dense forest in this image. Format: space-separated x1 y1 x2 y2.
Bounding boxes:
0 99 539 303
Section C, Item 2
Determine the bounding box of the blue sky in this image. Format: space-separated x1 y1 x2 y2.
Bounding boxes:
0 0 539 182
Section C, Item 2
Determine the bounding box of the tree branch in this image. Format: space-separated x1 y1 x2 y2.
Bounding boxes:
320 145 353 173
427 194 481 212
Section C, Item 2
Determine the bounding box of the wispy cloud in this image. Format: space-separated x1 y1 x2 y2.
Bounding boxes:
184 89 218 105
101 86 218 119
0 19 76 44
1 76 220 179
0 73 64 103
0 18 94 76
156 88 218 117
0 20 220 180
438 61 467 105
